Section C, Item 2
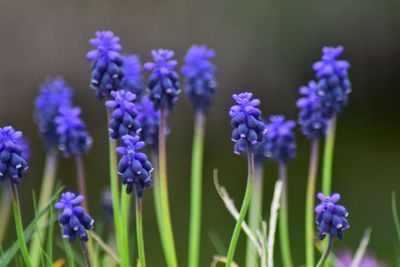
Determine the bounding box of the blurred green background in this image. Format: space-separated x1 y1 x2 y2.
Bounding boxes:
1 0 400 266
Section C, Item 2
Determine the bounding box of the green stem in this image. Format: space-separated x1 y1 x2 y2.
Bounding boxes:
10 181 33 267
188 111 205 267
29 149 58 267
278 163 294 267
226 151 255 267
136 195 146 267
151 152 169 266
158 108 179 267
80 239 93 267
322 116 337 196
0 186 11 245
305 140 320 267
316 236 334 267
121 184 131 263
75 154 89 210
245 162 263 267
107 110 129 267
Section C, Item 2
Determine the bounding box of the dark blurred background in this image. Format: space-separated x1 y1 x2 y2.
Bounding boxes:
1 0 400 266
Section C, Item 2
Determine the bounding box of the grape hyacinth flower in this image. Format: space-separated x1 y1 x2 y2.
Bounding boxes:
122 55 144 98
313 46 351 117
144 49 180 110
55 191 94 243
264 115 296 163
229 92 266 155
315 192 350 240
297 81 328 140
16 137 30 161
105 90 142 140
116 135 153 197
337 250 386 267
87 31 124 99
136 96 160 152
0 126 29 184
34 77 72 149
181 45 217 112
55 106 92 157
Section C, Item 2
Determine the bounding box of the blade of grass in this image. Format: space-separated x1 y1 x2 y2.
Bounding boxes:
47 202 55 263
0 186 63 266
350 228 371 267
392 192 400 245
267 180 282 267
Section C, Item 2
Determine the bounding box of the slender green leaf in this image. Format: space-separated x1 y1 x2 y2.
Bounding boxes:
392 191 400 245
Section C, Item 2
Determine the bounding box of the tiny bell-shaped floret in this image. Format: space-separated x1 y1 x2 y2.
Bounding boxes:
87 31 125 99
229 92 266 155
144 49 181 110
116 135 153 197
105 90 142 140
315 192 350 240
55 191 94 243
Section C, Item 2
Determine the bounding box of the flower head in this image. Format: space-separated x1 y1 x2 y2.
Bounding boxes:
136 96 160 151
313 46 351 117
87 31 124 99
297 81 328 139
16 137 30 160
122 55 144 98
144 49 180 110
116 135 153 197
315 193 350 240
229 92 266 155
55 106 92 157
34 77 73 149
337 250 386 267
263 115 296 163
0 126 29 184
55 191 94 243
105 90 141 139
181 45 217 112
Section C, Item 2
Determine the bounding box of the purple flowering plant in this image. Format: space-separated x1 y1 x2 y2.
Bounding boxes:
1 28 397 267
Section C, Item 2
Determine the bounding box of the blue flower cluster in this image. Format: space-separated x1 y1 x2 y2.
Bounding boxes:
136 96 160 152
35 77 72 149
122 55 144 98
229 92 266 155
0 126 29 184
105 90 142 139
55 192 94 243
297 81 328 139
116 135 153 197
313 46 351 117
144 49 180 110
87 31 125 99
55 107 92 157
263 115 296 163
181 45 217 112
315 193 350 240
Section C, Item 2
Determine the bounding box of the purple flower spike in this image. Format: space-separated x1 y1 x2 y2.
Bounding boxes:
55 191 94 243
181 45 217 112
16 137 30 160
315 192 350 240
55 106 92 157
35 76 73 150
116 135 153 197
105 90 141 140
136 96 160 151
313 46 351 117
0 126 29 185
87 31 125 99
229 92 265 155
122 55 144 98
297 81 328 139
144 49 180 110
337 250 386 267
263 115 296 163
